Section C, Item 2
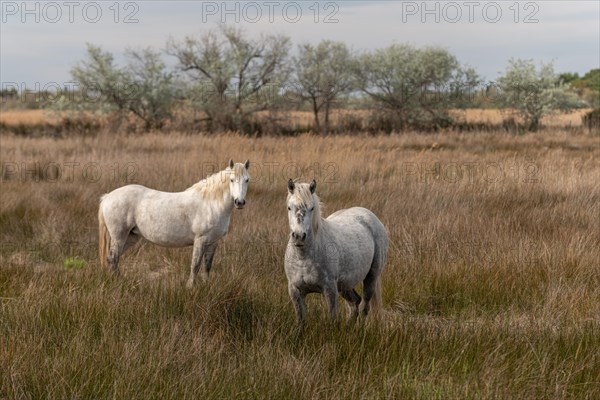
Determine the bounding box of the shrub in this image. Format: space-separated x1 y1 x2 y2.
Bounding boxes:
497 59 583 131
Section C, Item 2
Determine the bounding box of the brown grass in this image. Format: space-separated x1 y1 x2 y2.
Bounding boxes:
1 129 599 399
0 110 50 125
249 109 594 130
451 108 592 127
1 108 592 128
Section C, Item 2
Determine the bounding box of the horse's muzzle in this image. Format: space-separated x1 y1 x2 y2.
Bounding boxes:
234 199 246 209
291 232 307 246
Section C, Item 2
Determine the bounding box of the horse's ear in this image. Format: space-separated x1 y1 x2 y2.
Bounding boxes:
244 159 250 169
228 159 234 169
309 179 317 194
287 179 295 193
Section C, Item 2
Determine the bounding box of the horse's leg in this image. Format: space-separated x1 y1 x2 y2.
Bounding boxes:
288 284 307 328
107 231 129 275
107 243 120 274
200 242 218 282
186 237 207 288
323 284 338 322
360 272 377 318
122 233 140 254
341 289 361 322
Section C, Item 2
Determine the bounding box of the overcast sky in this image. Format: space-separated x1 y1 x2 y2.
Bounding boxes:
1 0 599 89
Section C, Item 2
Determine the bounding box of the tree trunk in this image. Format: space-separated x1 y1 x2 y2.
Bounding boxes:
323 101 330 135
312 98 321 133
528 115 540 132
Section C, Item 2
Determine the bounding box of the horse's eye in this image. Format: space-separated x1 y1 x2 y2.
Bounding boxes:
245 178 249 183
230 179 234 183
309 207 314 211
287 207 291 211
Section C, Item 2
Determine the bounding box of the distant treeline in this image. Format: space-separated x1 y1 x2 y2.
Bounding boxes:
1 26 598 134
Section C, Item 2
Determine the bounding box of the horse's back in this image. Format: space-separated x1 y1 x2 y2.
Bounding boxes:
102 184 151 200
100 184 154 214
101 184 190 207
326 207 387 242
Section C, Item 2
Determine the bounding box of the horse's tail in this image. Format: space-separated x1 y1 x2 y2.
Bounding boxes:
369 224 388 316
98 198 111 269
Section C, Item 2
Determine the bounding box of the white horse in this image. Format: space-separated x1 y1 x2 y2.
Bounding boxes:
98 159 250 286
284 179 388 326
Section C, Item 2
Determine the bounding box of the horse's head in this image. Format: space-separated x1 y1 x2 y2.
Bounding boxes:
227 159 250 209
286 179 319 247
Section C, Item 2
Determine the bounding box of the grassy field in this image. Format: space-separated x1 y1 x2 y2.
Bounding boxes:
0 108 592 132
1 129 599 399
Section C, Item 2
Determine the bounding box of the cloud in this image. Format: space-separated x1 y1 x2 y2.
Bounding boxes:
1 0 598 87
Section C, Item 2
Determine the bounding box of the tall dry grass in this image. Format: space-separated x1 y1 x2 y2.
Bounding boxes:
1 108 592 131
1 129 599 399
0 110 50 125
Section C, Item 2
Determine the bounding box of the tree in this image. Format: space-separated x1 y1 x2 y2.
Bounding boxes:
294 40 353 134
353 44 479 130
71 44 130 113
580 69 600 108
70 44 176 130
124 48 177 130
167 26 290 132
558 72 580 84
497 59 582 131
567 69 600 108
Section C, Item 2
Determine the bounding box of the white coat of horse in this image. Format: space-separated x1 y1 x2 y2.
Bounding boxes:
98 160 250 286
284 179 388 326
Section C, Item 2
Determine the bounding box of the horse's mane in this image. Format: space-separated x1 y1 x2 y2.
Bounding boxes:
291 183 323 234
186 165 242 201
